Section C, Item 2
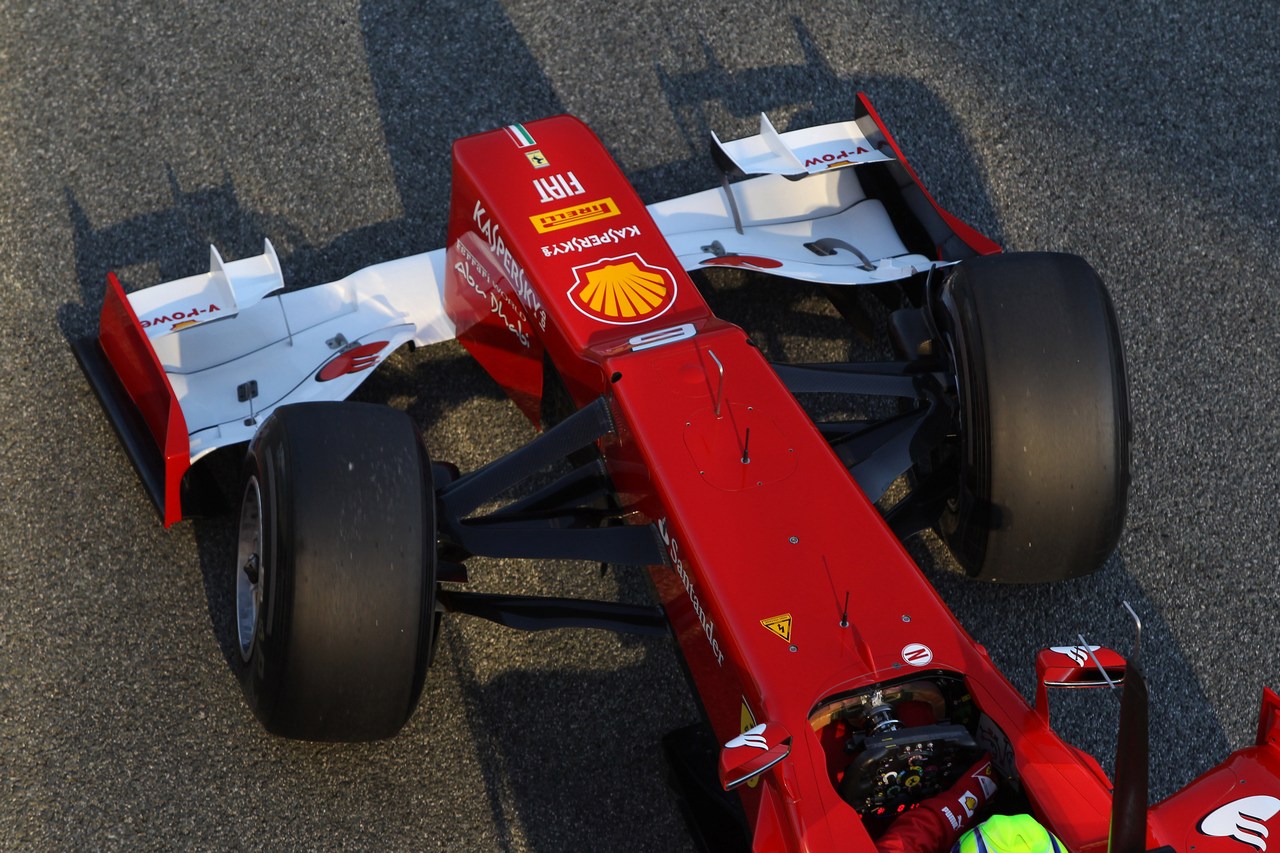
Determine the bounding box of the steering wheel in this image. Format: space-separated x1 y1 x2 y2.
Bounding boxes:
839 723 979 815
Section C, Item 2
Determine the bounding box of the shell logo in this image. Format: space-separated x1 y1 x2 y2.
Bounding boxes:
568 253 676 325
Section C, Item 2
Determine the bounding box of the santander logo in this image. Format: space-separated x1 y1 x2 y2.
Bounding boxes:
1049 644 1100 666
726 724 769 751
1200 796 1280 851
316 341 388 382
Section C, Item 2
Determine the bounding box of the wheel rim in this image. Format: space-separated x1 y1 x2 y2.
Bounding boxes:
236 476 264 662
930 290 967 522
941 324 965 518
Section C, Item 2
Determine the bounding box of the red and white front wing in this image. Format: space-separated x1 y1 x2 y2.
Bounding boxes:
93 102 979 528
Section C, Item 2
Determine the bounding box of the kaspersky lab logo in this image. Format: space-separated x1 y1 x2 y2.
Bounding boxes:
567 253 676 325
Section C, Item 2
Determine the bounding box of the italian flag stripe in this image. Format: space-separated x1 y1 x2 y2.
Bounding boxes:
506 124 535 147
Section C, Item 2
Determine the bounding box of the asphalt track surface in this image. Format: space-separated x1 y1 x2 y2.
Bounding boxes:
2 2 1278 850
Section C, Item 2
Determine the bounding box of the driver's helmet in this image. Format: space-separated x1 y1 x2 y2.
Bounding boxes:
951 814 1065 853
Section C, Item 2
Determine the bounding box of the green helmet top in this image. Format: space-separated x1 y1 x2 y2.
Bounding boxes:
951 815 1064 853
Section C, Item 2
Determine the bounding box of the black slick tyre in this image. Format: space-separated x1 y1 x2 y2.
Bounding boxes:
936 252 1130 582
234 402 437 740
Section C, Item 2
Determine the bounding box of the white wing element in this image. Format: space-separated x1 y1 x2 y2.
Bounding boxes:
132 247 455 462
712 113 892 177
648 167 937 286
129 240 286 339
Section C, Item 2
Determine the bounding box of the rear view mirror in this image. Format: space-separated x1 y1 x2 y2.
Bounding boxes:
1035 644 1127 722
719 722 792 790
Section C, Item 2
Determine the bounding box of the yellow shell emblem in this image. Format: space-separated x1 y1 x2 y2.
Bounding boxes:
569 254 676 324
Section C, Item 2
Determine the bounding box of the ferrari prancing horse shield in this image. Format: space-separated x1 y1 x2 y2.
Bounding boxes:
567 253 677 325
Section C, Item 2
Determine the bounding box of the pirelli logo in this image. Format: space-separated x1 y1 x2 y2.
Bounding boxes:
530 196 619 234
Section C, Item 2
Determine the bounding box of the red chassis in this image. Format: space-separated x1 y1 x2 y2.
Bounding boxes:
75 98 1280 852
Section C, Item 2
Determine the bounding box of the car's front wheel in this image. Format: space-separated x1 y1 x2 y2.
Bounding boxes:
234 402 437 740
935 252 1130 583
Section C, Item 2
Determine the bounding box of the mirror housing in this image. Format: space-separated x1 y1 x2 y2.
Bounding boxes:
1035 644 1127 722
719 722 792 790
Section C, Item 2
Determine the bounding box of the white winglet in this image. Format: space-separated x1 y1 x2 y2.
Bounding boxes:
713 114 893 176
758 113 807 173
128 240 286 339
209 239 285 311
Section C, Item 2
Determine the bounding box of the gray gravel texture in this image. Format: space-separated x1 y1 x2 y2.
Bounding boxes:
2 1 1277 850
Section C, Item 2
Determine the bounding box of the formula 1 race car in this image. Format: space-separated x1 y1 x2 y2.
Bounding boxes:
74 94 1280 852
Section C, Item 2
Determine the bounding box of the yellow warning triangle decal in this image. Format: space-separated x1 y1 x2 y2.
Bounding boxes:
760 613 793 643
